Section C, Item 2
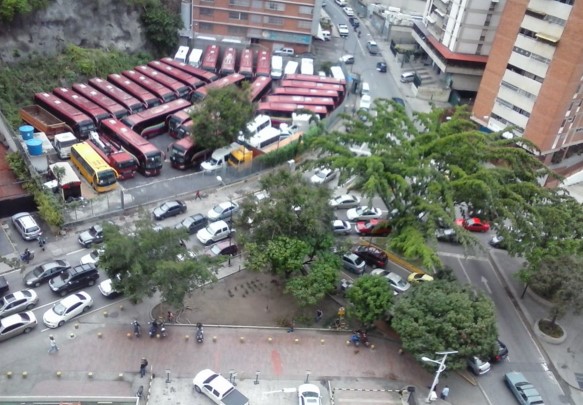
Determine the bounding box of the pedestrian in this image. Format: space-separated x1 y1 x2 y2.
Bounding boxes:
48 336 59 354
140 358 148 378
287 319 295 333
265 305 269 312
315 309 323 322
195 190 202 200
440 385 449 400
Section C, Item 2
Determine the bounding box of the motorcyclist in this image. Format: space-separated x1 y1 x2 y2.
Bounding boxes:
196 322 204 343
22 248 32 262
132 320 141 337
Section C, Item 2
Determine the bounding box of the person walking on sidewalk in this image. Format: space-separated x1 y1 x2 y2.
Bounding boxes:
48 336 59 354
440 385 449 400
315 309 323 322
140 358 148 378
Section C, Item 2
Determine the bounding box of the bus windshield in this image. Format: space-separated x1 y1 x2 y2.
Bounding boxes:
96 169 117 186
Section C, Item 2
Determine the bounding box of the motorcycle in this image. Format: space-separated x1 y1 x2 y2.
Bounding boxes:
195 323 204 343
149 320 167 338
38 236 47 251
20 249 35 264
350 330 371 347
132 320 141 338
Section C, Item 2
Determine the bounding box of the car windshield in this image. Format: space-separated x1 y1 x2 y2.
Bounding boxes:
161 203 171 211
210 245 222 255
52 302 67 316
33 266 45 276
183 218 195 227
89 227 98 236
213 205 225 214
303 391 319 397
316 171 327 179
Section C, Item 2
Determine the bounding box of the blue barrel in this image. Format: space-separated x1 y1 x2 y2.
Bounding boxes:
26 139 43 156
19 125 34 140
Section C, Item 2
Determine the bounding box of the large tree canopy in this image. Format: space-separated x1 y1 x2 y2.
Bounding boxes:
392 280 498 370
311 103 578 267
346 275 394 327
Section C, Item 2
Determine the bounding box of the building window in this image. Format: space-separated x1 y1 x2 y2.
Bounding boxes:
298 20 312 29
545 15 566 26
229 11 249 20
554 0 573 5
199 22 213 31
230 0 250 6
501 82 537 101
507 63 544 83
525 9 546 19
531 53 551 64
264 16 284 25
299 5 313 14
252 0 263 8
200 8 214 16
518 27 537 39
250 14 261 23
513 46 531 57
228 26 247 35
201 0 214 3
265 1 285 11
496 98 531 118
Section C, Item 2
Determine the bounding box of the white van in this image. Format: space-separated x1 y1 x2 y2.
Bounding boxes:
53 132 79 159
400 72 416 83
174 46 190 63
201 142 241 172
361 82 370 97
188 48 203 68
271 55 283 80
300 58 314 75
284 60 299 76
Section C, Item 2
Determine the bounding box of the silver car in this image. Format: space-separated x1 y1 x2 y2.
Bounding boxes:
0 311 37 342
0 289 39 319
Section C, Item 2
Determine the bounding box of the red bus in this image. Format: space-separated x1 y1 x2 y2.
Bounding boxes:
169 136 212 170
53 87 110 124
159 57 218 83
72 83 128 120
121 98 191 139
249 76 272 102
88 78 145 114
122 70 176 103
134 65 190 99
256 102 328 126
34 92 95 139
219 47 237 77
147 60 204 90
256 50 271 77
108 74 161 108
238 49 254 79
272 87 340 106
284 73 346 86
87 131 138 180
191 73 246 102
202 44 220 73
100 118 163 176
282 80 345 101
264 95 335 111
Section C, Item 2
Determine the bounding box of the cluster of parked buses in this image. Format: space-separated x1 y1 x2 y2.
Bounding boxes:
19 45 347 195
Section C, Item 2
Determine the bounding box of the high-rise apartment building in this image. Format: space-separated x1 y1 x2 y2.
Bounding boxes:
473 0 581 166
190 0 322 53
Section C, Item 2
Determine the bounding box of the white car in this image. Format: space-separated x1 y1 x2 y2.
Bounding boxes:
334 0 346 5
43 291 93 328
298 383 322 405
310 168 337 184
337 24 349 38
371 269 411 294
197 220 233 245
346 206 383 221
332 219 352 235
80 248 104 265
329 194 361 209
343 6 354 16
338 54 355 64
208 201 240 221
359 94 372 111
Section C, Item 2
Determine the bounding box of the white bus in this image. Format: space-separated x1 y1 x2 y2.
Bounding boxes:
245 126 291 150
174 46 190 63
241 114 272 138
271 56 283 80
284 60 299 76
330 66 346 83
188 48 204 68
300 58 314 75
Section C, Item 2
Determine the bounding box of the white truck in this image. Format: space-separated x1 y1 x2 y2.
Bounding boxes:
193 369 250 405
201 143 241 172
53 132 79 159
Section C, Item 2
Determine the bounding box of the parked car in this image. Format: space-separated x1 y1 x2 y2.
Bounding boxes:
343 6 354 15
0 276 9 297
48 263 100 297
193 369 250 405
376 61 387 73
334 0 347 5
11 212 42 241
352 244 388 267
337 24 349 38
329 194 361 209
348 16 360 28
0 311 37 342
175 214 208 235
366 41 379 55
435 228 459 243
407 273 434 284
455 217 490 232
332 220 352 235
467 356 491 376
489 235 507 249
274 47 295 56
339 54 354 64
392 97 406 107
208 240 238 256
78 224 104 248
355 218 391 236
347 206 382 221
208 201 240 221
371 269 411 293
0 289 39 319
342 253 366 275
504 371 544 405
43 291 93 328
153 200 187 220
491 339 509 363
197 220 233 245
98 275 122 299
80 248 104 265
24 260 71 287
310 168 337 184
298 383 321 405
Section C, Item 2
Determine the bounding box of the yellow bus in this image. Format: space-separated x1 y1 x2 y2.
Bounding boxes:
70 142 118 193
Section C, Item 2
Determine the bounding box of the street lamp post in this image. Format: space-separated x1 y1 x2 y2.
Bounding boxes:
421 350 458 403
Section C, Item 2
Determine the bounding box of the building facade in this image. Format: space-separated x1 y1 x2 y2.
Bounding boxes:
473 0 583 166
190 0 322 53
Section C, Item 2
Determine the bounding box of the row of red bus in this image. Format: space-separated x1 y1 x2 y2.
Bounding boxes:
197 45 272 79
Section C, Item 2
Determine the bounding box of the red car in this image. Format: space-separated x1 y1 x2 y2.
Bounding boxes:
355 219 391 236
455 217 490 232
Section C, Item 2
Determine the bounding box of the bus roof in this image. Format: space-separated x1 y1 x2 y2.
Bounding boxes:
72 83 128 119
107 74 160 107
174 46 190 63
272 87 340 99
220 48 237 76
257 102 328 116
147 60 204 89
53 87 110 124
249 76 272 102
159 57 218 83
281 80 344 92
238 49 254 78
265 95 335 106
88 78 144 113
202 44 220 73
101 118 158 148
34 92 94 126
122 70 175 102
256 50 271 77
122 98 191 129
283 73 346 86
134 65 190 97
49 162 81 186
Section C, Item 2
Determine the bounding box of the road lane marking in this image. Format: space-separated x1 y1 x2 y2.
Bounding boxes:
66 248 86 255
481 276 492 294
438 251 489 261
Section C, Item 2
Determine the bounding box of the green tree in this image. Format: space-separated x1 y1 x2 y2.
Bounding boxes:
285 257 339 307
392 280 498 370
189 86 255 150
99 217 216 308
140 0 183 57
310 103 568 267
345 275 394 326
0 0 48 22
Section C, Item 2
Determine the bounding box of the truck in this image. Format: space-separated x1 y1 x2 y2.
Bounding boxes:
53 132 80 159
193 369 249 405
227 146 253 167
19 105 71 139
200 142 241 172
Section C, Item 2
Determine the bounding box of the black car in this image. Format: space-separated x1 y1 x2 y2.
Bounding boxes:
392 97 406 107
0 276 8 297
376 62 387 73
153 200 187 220
175 213 208 235
24 260 71 287
78 225 104 248
490 339 509 363
348 16 360 28
352 245 388 267
49 263 100 297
